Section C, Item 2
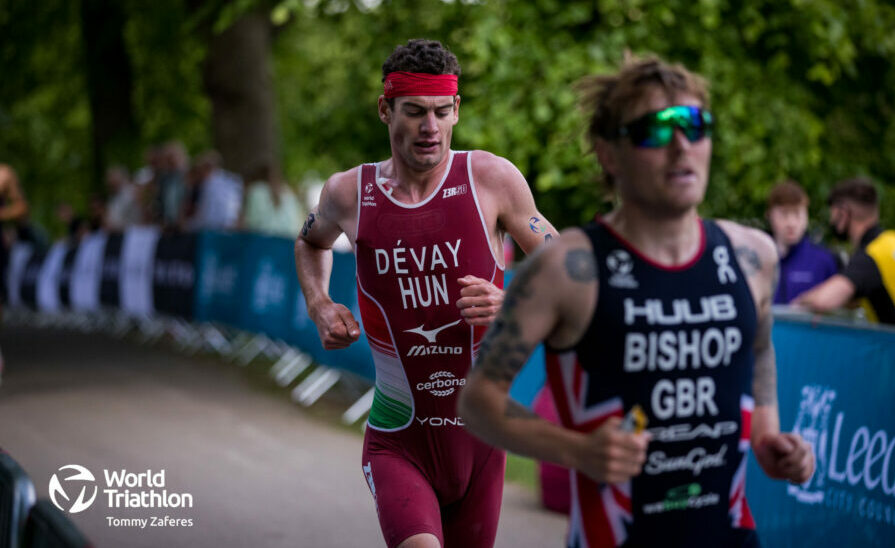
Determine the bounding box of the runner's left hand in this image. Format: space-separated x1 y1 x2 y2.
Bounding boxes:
456 275 504 326
754 432 815 484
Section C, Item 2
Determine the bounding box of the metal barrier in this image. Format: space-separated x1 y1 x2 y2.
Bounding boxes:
0 452 36 548
23 500 92 548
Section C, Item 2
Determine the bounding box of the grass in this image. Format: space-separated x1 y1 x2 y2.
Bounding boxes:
505 452 538 491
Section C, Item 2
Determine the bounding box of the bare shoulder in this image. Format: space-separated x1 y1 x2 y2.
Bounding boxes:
469 150 526 190
716 219 777 278
319 167 360 219
539 227 598 347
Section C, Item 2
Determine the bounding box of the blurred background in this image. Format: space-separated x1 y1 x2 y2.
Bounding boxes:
2 1 895 547
1 0 893 238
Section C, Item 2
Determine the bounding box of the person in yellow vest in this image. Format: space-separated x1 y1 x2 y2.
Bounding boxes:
796 177 895 324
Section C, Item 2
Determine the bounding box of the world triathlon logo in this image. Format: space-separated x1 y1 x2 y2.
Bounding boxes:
49 464 98 514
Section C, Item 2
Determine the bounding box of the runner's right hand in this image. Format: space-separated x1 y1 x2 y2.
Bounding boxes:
574 416 650 484
310 301 361 349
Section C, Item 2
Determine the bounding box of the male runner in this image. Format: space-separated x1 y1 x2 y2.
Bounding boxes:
459 56 814 547
294 39 557 548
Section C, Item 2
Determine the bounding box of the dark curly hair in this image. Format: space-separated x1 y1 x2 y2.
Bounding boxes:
382 39 461 80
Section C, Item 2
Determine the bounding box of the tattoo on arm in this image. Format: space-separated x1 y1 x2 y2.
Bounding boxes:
564 249 597 282
301 212 316 237
475 259 542 383
735 246 762 277
504 399 539 420
752 302 778 407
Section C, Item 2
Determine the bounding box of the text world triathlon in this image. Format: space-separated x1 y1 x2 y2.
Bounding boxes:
103 470 193 509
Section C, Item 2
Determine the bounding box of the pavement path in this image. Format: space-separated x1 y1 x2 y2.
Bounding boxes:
0 324 567 547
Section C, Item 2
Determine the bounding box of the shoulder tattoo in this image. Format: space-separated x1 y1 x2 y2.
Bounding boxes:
735 245 762 277
301 212 316 237
564 248 597 282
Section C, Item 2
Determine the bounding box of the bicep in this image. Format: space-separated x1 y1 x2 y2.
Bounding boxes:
504 208 558 254
499 173 557 254
475 153 557 254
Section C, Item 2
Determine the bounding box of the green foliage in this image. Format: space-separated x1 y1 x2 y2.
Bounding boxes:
1 0 893 234
273 0 895 229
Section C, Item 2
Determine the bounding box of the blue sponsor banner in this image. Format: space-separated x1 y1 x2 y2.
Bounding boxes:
240 235 297 342
192 231 376 379
194 231 249 326
288 251 375 380
745 315 895 547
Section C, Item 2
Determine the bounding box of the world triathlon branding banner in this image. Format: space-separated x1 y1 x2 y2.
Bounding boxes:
745 317 895 547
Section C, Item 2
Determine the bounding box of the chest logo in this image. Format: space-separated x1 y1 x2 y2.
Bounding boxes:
442 184 467 199
405 319 461 343
713 246 737 284
607 249 638 289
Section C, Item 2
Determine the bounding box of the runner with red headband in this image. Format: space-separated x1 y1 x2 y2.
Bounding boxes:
295 39 557 548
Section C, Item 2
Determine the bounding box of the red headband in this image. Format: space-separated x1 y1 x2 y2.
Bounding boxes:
383 71 458 99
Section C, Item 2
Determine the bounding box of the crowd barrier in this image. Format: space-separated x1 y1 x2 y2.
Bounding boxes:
746 311 895 547
6 228 895 546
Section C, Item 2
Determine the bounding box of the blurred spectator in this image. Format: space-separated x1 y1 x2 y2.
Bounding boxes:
147 141 189 227
0 164 47 251
103 165 140 230
55 202 89 242
796 177 895 324
766 180 837 304
87 194 105 232
0 164 28 225
134 145 163 187
241 164 304 238
0 163 30 304
189 150 243 230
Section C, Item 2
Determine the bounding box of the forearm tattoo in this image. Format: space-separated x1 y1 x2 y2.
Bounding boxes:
752 307 778 407
564 249 597 282
475 259 541 383
301 212 316 237
735 244 778 406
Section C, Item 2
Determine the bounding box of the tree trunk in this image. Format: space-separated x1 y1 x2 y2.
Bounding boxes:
202 10 277 181
80 0 139 194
